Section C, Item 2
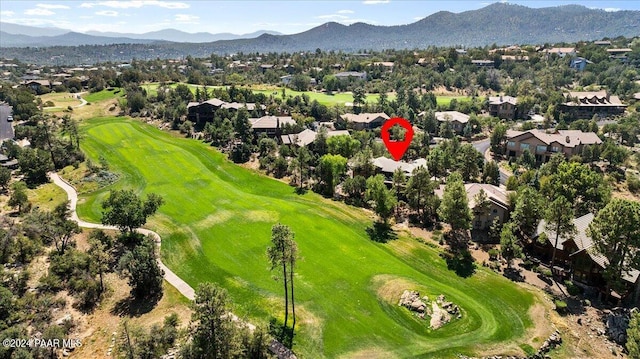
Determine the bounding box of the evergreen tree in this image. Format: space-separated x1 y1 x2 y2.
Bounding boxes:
437 172 472 233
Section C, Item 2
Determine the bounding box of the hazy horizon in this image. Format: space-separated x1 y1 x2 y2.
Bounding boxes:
1 0 639 36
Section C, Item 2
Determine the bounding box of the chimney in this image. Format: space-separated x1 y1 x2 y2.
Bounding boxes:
566 136 570 143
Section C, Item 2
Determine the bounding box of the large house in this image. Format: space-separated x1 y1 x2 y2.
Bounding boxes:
334 71 367 81
340 112 389 130
280 129 350 147
488 95 518 120
560 91 627 120
532 213 640 292
187 98 264 124
249 116 296 137
435 111 470 134
435 183 511 230
543 47 577 58
372 156 427 182
505 129 602 163
569 57 592 71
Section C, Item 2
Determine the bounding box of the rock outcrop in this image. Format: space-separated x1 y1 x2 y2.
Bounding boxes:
399 290 460 329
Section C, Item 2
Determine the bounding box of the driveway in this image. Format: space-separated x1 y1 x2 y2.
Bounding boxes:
471 138 509 185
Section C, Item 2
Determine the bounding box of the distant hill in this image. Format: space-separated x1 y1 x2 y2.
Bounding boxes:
0 21 283 46
84 29 283 43
2 3 638 65
0 31 161 47
0 22 69 37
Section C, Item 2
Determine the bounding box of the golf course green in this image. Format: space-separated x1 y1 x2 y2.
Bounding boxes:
75 117 544 358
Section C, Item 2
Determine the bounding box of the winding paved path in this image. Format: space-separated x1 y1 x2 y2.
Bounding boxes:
49 173 302 357
49 172 198 301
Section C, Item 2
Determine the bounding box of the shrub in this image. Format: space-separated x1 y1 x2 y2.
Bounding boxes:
539 266 552 277
565 280 581 296
627 174 640 194
488 248 499 261
555 299 568 314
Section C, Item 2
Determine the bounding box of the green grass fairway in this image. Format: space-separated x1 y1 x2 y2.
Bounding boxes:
139 82 478 107
83 87 125 103
76 117 542 358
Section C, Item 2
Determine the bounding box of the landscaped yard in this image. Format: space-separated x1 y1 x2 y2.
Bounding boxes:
74 117 548 358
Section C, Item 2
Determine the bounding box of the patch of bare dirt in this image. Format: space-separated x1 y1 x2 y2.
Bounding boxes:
70 275 192 359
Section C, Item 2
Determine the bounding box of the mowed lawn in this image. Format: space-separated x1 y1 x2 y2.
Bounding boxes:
83 87 125 103
76 117 540 358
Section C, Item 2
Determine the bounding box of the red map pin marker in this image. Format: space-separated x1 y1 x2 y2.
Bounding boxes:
381 117 414 161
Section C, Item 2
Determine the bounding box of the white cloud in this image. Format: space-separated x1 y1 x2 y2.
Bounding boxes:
362 0 389 4
36 4 70 9
0 10 15 17
24 8 55 16
96 10 119 16
175 14 199 22
337 9 354 14
79 1 189 9
604 7 621 12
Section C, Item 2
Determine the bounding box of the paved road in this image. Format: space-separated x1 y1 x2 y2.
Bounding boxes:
471 138 509 185
0 104 14 141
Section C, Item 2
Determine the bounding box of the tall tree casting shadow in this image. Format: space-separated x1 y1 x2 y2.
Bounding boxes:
366 222 398 243
111 291 163 317
441 249 476 278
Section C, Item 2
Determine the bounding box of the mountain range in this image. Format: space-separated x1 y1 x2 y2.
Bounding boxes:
0 22 282 46
1 3 638 65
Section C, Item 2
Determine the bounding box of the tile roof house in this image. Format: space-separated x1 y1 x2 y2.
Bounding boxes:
249 116 296 137
340 112 389 130
471 60 495 68
560 91 627 120
280 129 350 147
334 71 367 81
435 183 511 230
505 129 602 163
435 111 470 134
533 213 640 289
488 95 518 119
543 47 577 58
372 157 428 182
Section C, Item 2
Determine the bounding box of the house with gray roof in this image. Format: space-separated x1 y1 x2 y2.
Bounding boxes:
249 116 296 137
533 213 640 291
560 91 626 120
488 95 518 119
334 71 367 81
280 129 350 147
435 183 511 230
340 112 389 130
435 111 470 134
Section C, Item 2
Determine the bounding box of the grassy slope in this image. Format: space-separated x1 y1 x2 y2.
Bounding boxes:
76 117 538 358
83 87 125 103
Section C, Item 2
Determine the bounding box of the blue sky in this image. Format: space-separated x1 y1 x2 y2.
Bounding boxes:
0 1 638 35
